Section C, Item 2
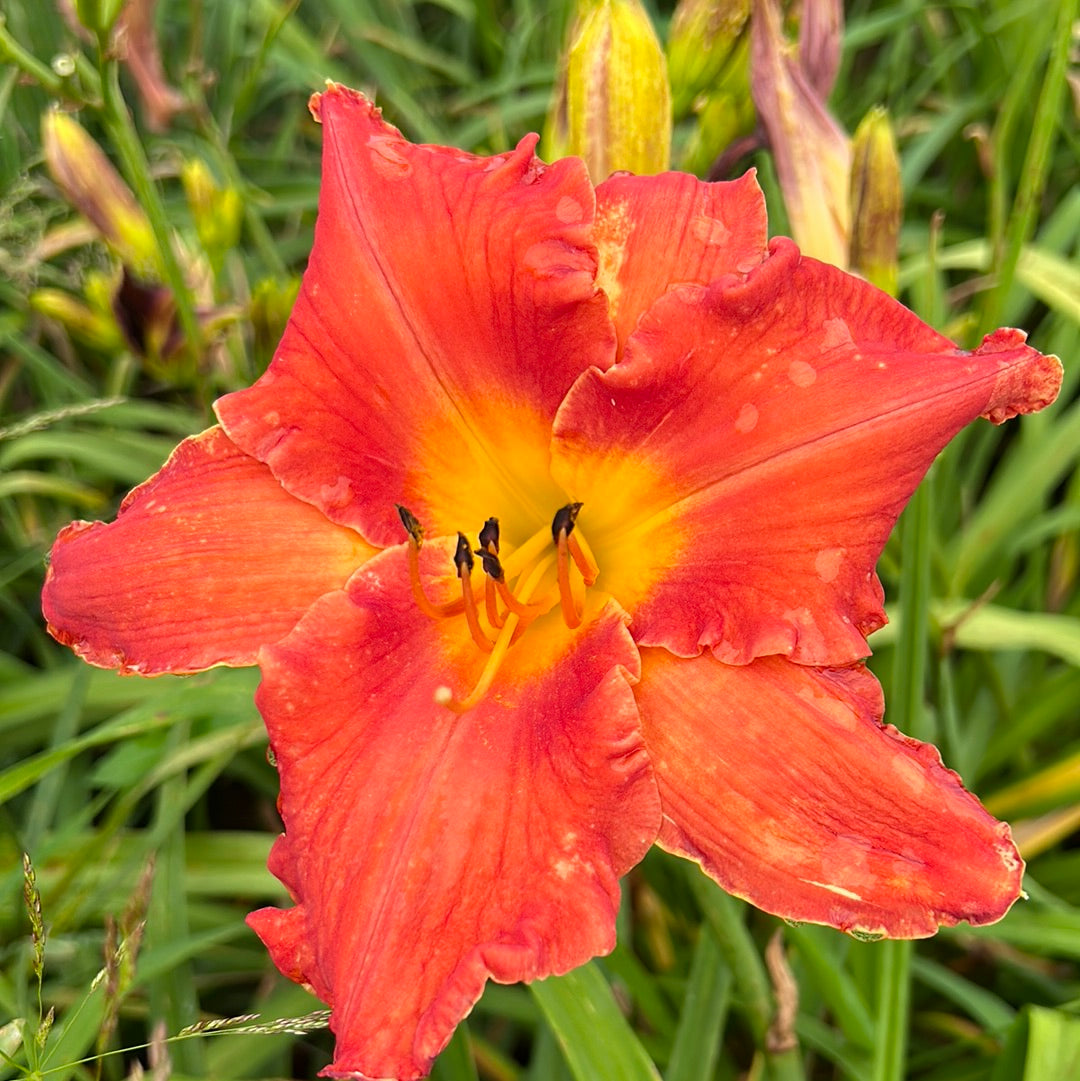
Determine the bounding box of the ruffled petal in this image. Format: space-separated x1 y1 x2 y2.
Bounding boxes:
249 548 659 1080
217 85 615 548
42 427 373 674
636 650 1024 937
551 239 1063 665
594 170 767 353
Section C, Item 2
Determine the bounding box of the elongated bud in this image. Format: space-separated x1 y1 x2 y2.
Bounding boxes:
546 0 671 179
849 106 902 296
29 288 125 352
676 32 755 175
41 110 160 279
750 0 851 267
667 0 751 118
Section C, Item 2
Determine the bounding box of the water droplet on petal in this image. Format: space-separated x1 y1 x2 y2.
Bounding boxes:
734 403 759 433
788 360 817 387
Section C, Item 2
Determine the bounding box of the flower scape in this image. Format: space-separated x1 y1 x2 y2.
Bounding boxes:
42 85 1062 1080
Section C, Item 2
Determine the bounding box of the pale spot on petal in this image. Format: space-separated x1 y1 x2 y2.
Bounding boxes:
320 475 353 510
821 317 854 350
814 546 844 583
734 402 759 433
788 360 817 387
782 606 827 656
691 214 732 246
802 879 864 902
556 195 584 223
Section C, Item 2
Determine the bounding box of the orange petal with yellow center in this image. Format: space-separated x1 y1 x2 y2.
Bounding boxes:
249 547 660 1080
594 169 768 354
637 650 1024 937
216 85 614 548
552 239 1063 665
42 427 372 674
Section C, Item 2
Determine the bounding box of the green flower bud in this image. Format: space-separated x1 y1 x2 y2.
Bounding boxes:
181 159 243 261
42 110 161 279
849 106 902 296
29 288 124 352
545 0 671 179
667 0 751 119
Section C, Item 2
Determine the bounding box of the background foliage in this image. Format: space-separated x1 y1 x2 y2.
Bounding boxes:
1 1 1078 1079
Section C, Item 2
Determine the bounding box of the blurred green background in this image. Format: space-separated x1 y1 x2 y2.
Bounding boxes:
1 2 1078 1080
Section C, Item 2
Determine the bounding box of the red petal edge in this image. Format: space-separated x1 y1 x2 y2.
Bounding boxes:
636 649 1024 937
42 427 373 674
552 239 1063 665
249 548 660 1079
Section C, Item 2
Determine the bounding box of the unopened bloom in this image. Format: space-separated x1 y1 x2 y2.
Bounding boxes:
850 106 903 295
750 0 851 265
545 0 671 178
44 86 1061 1080
42 109 160 279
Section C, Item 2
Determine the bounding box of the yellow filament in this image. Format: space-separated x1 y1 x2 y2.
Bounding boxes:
438 554 555 712
461 572 493 652
499 522 556 579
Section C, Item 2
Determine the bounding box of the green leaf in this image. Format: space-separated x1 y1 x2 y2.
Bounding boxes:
529 962 661 1081
991 1006 1080 1081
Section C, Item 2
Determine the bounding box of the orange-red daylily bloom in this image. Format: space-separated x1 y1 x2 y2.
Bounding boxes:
43 85 1062 1081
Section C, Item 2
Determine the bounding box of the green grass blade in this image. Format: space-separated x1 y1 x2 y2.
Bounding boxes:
529 961 661 1081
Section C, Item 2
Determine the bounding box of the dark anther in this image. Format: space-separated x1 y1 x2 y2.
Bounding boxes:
551 502 583 543
479 517 500 553
474 547 505 581
453 533 475 577
395 504 424 545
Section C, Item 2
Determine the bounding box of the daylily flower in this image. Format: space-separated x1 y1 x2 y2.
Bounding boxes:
43 85 1062 1080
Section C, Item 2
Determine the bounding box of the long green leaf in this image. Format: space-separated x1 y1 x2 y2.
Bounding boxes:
529 962 660 1081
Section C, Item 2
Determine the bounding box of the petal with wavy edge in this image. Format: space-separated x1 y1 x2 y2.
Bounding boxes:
594 170 767 354
217 86 614 549
42 427 373 674
249 548 659 1080
637 650 1024 937
552 240 1063 665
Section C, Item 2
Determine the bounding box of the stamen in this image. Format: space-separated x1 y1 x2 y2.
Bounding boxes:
477 521 505 629
556 527 583 628
397 505 463 619
479 517 500 553
437 555 554 712
550 502 583 543
455 533 492 653
476 548 549 620
568 532 599 586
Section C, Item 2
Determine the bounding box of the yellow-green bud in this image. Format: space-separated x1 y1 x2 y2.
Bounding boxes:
546 0 671 179
29 288 124 352
675 30 755 174
41 110 161 279
181 159 243 260
667 0 751 119
849 106 902 296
